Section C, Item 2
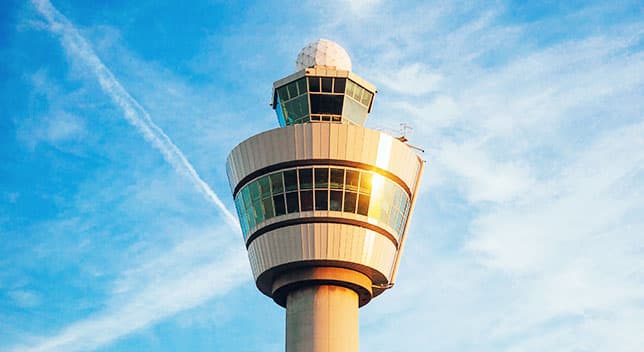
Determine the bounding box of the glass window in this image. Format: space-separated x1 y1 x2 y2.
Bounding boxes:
259 176 271 199
397 214 407 234
248 214 256 230
330 190 343 211
262 197 274 218
287 82 298 99
334 78 346 93
284 95 309 122
308 77 320 92
315 168 328 188
330 168 344 189
361 91 372 106
359 172 372 194
310 94 343 115
352 86 362 102
343 191 357 213
270 173 283 194
315 190 328 210
277 86 289 102
346 80 355 97
392 187 402 212
345 170 359 192
300 190 313 211
357 193 370 216
273 194 286 216
342 96 368 126
241 187 251 210
236 167 410 238
283 170 298 192
253 200 264 223
275 96 286 127
296 79 307 95
299 168 313 189
249 182 260 202
286 192 299 213
321 77 333 92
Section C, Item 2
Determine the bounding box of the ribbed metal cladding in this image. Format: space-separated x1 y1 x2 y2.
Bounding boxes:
227 123 423 194
247 223 397 297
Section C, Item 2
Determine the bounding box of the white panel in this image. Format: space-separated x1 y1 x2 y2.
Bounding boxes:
329 123 339 158
227 124 423 193
375 134 392 169
320 123 330 159
247 224 397 283
336 123 347 160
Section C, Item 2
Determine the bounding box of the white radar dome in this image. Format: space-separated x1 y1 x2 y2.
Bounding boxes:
295 39 352 71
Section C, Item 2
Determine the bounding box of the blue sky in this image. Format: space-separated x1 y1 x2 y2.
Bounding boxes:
1 0 643 351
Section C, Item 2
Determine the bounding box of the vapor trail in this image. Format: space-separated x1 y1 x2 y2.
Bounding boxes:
32 0 239 231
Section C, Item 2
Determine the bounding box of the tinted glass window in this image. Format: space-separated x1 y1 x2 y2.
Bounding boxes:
361 91 372 106
308 77 320 92
253 200 264 223
283 170 298 192
357 193 370 216
300 190 313 211
310 94 343 115
270 173 283 193
262 197 274 218
330 168 344 189
249 182 260 201
334 78 346 93
241 187 251 209
330 190 343 211
343 191 357 212
315 168 328 188
287 82 298 99
299 168 313 189
296 79 307 95
345 170 359 191
277 86 289 101
273 194 286 215
235 167 411 239
315 190 328 210
345 80 355 97
286 192 299 213
259 176 271 199
359 173 371 193
321 78 333 92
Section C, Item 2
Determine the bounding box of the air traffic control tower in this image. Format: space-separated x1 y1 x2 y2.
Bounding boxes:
226 39 424 351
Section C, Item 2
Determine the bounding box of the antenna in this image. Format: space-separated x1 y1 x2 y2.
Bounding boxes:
398 122 412 142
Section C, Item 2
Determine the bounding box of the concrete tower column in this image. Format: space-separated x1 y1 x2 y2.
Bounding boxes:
286 285 359 352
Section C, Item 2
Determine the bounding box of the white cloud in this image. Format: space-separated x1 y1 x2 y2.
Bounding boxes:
9 227 250 352
332 3 644 352
370 62 443 96
8 290 42 308
16 111 86 150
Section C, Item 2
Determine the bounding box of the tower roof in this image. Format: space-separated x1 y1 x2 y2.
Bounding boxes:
295 39 352 71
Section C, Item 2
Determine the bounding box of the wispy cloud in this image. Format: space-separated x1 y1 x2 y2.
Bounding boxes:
10 228 249 352
319 2 644 351
6 1 250 350
31 0 238 231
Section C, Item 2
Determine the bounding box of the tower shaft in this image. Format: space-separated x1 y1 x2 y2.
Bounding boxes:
286 285 359 352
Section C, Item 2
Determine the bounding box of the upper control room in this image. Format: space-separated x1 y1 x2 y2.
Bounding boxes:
272 39 377 127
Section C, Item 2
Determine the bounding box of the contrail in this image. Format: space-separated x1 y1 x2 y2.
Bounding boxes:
32 0 239 231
